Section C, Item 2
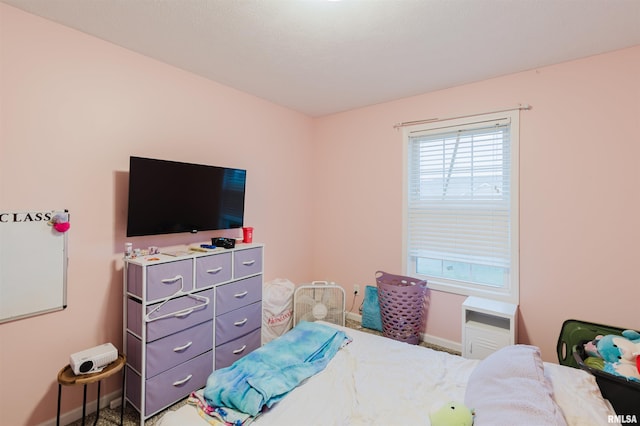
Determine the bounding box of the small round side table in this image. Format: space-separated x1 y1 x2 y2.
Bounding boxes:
56 354 126 426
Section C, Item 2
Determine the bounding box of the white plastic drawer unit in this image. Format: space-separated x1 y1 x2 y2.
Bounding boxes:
233 247 263 278
461 296 518 360
195 252 232 288
127 259 194 301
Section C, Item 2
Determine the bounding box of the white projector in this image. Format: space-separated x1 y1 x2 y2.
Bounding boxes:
70 343 118 375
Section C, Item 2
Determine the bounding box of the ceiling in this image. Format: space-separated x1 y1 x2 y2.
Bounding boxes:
3 0 640 117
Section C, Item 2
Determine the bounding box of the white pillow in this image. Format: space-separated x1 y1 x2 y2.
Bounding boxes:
464 345 567 426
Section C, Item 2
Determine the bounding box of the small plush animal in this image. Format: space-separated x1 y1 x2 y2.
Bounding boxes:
430 401 474 426
594 330 640 382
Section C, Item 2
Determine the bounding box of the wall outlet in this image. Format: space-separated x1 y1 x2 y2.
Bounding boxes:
354 284 360 295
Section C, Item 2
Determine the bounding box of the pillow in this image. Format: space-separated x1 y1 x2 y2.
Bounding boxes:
464 345 567 426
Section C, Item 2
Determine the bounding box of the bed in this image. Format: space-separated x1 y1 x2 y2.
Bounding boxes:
158 321 617 426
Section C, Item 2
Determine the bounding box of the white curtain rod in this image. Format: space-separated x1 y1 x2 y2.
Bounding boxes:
393 104 532 129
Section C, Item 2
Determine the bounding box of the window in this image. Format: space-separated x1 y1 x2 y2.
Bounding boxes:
402 111 519 303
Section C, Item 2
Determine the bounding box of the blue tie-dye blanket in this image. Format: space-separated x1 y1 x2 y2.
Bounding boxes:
203 321 350 417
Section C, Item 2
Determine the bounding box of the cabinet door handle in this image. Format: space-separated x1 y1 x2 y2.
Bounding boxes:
233 345 247 354
172 374 193 386
174 308 194 318
234 318 248 326
242 260 255 266
206 267 223 274
173 341 193 352
234 291 248 298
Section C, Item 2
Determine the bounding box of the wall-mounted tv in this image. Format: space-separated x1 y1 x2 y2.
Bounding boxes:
126 156 246 237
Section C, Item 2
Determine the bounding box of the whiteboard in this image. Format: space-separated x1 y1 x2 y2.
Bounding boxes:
0 210 68 323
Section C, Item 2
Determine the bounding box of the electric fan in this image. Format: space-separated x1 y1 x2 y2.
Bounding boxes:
293 281 346 326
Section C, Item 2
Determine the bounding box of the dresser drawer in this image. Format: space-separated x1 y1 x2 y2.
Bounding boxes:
195 252 232 288
144 350 213 416
215 275 262 316
146 259 194 301
144 289 213 342
215 301 261 346
233 247 263 278
126 332 143 374
146 320 213 378
215 328 261 370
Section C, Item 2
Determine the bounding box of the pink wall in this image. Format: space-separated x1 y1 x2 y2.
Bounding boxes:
0 5 314 425
2 3 639 425
312 46 640 354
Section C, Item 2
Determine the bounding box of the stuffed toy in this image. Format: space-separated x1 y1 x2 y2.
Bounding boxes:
583 339 599 358
591 330 640 382
430 401 474 426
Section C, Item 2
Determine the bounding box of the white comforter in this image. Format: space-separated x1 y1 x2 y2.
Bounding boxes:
159 323 616 426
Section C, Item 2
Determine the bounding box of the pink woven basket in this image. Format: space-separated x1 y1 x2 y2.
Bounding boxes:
375 271 427 345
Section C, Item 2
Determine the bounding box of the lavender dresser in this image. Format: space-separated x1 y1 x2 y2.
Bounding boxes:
123 244 263 423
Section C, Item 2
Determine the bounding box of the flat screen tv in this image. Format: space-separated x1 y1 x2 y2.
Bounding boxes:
126 156 246 237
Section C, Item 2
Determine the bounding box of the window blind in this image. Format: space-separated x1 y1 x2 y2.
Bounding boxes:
407 118 512 276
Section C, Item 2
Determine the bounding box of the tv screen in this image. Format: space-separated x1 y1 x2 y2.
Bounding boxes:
126 156 246 237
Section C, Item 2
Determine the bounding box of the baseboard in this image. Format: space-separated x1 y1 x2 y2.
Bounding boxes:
420 333 462 353
38 389 121 426
346 312 462 353
346 311 362 322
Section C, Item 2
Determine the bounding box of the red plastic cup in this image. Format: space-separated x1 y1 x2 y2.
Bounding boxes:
242 227 254 243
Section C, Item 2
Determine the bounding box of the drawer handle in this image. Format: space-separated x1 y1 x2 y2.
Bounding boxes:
234 291 248 298
234 318 248 326
172 374 193 387
173 341 193 352
161 275 183 284
242 260 256 266
233 345 247 354
206 267 223 274
174 308 194 318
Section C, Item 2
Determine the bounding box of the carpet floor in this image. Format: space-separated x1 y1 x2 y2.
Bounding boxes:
66 320 459 425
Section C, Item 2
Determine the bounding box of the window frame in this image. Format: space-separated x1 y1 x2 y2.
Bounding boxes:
402 110 519 304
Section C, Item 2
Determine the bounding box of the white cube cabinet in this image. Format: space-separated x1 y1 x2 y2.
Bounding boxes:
462 296 518 359
123 244 263 423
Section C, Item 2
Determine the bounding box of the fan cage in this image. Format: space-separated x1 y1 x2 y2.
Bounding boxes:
293 282 346 327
